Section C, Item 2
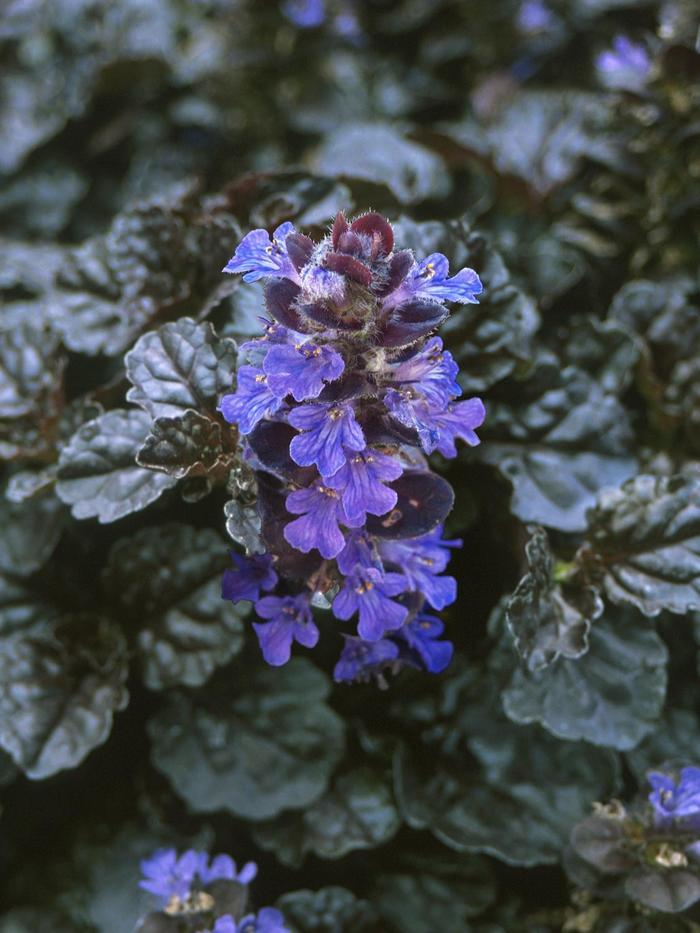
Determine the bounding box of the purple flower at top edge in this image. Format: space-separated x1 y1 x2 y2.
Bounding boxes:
263 341 345 402
252 594 319 666
139 848 198 902
288 402 365 478
390 336 461 408
284 480 347 558
223 222 299 283
596 36 651 92
325 447 402 525
281 0 325 28
383 253 482 310
332 566 408 641
518 0 554 34
379 526 461 610
237 907 290 933
648 767 700 830
219 366 285 436
222 553 278 605
334 634 399 683
196 852 258 886
384 391 485 457
395 613 454 674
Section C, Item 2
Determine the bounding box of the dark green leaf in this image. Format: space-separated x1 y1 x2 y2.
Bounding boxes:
0 909 78 933
0 322 64 420
312 124 449 204
625 869 700 914
503 611 668 750
581 474 700 616
373 854 495 933
505 526 601 671
56 409 178 523
137 409 234 480
0 488 65 577
253 767 400 867
478 356 637 532
561 317 641 396
0 613 129 779
148 658 345 819
276 888 380 933
626 708 700 783
103 524 246 690
126 318 237 419
570 815 637 874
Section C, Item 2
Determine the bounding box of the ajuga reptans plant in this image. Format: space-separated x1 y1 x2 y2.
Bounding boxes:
219 211 484 683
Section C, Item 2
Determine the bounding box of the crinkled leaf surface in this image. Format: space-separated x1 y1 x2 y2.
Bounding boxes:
503 611 668 750
374 856 496 933
103 523 246 690
275 888 379 933
0 613 129 779
148 658 345 819
136 409 233 479
56 409 178 523
0 489 65 577
626 707 700 781
506 526 601 671
126 318 237 419
253 767 400 867
581 474 700 615
625 869 700 914
393 661 618 866
478 356 637 532
0 322 64 420
312 123 449 204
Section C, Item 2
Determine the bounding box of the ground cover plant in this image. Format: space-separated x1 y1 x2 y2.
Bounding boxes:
1 0 700 929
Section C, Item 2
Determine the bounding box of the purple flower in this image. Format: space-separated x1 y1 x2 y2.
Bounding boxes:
649 767 700 831
518 0 554 33
139 848 198 901
196 852 258 886
223 223 299 283
252 594 320 666
333 566 408 641
264 342 345 401
384 253 482 310
284 481 347 558
325 447 402 525
395 614 454 673
219 366 285 435
334 634 399 683
288 402 365 478
596 36 651 92
384 391 485 457
390 337 460 407
211 919 237 933
281 0 325 28
237 908 289 933
222 553 278 605
336 530 382 575
379 526 461 610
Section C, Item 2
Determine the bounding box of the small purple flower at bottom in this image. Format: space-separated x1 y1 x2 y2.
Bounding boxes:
219 366 285 436
332 567 408 641
196 852 258 886
284 481 348 559
384 391 485 457
223 222 298 283
281 0 325 28
395 614 454 674
289 402 365 478
210 918 237 933
648 767 700 830
596 36 651 92
222 553 278 605
139 848 198 901
237 907 289 933
334 634 399 683
253 594 320 666
263 342 345 402
325 447 402 525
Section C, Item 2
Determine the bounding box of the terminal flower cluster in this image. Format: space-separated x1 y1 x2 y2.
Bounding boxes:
220 211 485 683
